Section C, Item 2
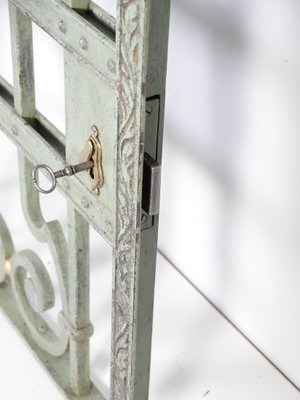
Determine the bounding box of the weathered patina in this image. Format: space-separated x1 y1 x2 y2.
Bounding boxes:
0 1 170 398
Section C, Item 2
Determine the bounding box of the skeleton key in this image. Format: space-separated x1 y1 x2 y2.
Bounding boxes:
32 126 104 195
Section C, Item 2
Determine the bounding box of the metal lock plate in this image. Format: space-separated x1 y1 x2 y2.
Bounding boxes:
79 126 104 195
65 48 116 217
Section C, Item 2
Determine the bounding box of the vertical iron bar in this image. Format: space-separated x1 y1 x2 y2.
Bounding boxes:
9 2 35 117
68 204 92 395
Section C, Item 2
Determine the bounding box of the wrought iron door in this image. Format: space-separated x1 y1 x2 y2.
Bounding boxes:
0 0 170 398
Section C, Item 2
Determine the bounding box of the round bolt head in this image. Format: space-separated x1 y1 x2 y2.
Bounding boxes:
79 37 88 50
146 104 153 115
81 197 89 209
105 220 113 234
62 178 70 190
38 325 46 333
107 59 116 74
91 125 98 137
58 20 66 33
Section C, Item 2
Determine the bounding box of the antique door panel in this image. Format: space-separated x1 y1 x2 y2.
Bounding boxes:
64 50 116 237
0 1 170 399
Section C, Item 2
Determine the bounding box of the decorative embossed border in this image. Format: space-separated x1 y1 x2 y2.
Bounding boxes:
112 0 150 399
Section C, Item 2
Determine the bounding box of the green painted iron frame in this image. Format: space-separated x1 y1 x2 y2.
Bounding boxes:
0 0 170 399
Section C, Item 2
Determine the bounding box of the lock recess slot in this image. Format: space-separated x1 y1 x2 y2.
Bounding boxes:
142 96 161 217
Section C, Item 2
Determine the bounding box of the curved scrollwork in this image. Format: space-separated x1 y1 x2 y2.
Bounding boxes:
0 153 69 356
10 249 68 356
0 214 15 284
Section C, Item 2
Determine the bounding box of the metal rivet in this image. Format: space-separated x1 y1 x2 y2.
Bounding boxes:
62 178 70 190
38 325 46 333
58 20 66 33
105 220 113 233
79 37 88 50
12 126 18 136
81 197 89 209
91 125 98 137
107 59 116 74
146 104 153 115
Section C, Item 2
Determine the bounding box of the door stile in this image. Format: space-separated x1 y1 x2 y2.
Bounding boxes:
111 1 170 399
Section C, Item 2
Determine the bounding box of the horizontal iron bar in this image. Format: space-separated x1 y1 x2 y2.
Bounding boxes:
0 78 113 244
11 0 116 86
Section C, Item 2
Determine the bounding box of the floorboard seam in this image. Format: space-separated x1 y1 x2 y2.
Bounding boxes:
158 249 300 394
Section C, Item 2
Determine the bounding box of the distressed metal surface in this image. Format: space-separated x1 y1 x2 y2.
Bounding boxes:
9 3 35 117
64 50 115 210
0 0 170 398
142 153 161 216
111 1 150 398
11 0 116 84
0 79 113 242
111 1 170 399
0 275 105 400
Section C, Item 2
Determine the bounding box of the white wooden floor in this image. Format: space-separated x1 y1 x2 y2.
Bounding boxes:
0 133 299 400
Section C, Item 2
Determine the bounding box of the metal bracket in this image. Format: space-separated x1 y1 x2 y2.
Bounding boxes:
142 153 161 216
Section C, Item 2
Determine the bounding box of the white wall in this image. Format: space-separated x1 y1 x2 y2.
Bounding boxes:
160 0 300 386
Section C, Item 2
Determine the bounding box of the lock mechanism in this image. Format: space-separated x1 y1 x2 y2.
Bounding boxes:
32 125 104 195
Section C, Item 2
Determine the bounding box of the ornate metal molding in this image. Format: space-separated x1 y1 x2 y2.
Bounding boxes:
111 1 150 398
